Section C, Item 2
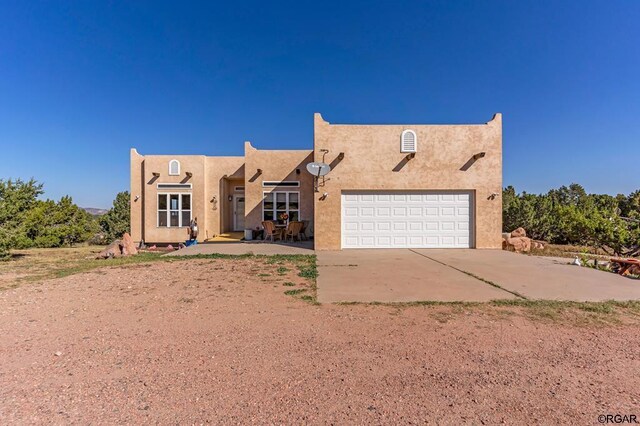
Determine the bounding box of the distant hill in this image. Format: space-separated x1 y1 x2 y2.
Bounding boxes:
83 207 108 216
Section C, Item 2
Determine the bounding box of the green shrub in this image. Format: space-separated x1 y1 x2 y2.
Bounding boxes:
504 184 640 257
100 191 130 242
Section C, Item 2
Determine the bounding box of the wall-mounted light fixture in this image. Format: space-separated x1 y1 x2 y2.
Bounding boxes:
134 195 140 202
211 196 217 210
152 172 160 178
405 153 416 160
186 172 193 178
257 168 263 174
228 195 233 202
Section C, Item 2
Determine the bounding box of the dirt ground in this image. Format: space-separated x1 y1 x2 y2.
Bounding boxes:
1 257 639 424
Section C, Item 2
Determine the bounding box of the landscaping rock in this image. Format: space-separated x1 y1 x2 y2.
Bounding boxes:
531 240 546 250
503 236 531 253
96 240 123 259
121 233 138 256
510 227 527 238
96 233 140 259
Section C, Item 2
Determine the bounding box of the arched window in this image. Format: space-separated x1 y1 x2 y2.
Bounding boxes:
401 129 417 153
169 159 180 176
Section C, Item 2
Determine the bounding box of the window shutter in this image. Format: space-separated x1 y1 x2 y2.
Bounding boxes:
401 130 417 153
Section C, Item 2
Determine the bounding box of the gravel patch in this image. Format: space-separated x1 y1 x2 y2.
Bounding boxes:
1 259 639 424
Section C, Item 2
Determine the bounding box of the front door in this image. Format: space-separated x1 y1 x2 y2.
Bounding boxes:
233 195 245 231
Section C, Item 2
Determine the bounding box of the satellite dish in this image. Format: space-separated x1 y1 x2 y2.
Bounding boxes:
306 162 331 177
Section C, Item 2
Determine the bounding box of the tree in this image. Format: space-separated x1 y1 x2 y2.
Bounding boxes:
100 191 130 242
503 185 640 256
0 179 44 259
22 196 99 248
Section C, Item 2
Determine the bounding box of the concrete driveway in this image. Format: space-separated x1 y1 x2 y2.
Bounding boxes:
165 241 314 256
317 249 640 303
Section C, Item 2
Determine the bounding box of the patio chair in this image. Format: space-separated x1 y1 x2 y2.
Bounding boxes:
262 221 282 242
283 221 304 242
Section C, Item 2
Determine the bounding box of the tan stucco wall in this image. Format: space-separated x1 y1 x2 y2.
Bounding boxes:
312 113 503 250
244 142 315 234
130 149 144 243
131 112 501 248
130 150 244 244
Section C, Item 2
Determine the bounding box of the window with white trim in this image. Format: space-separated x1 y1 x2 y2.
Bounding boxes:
262 191 299 221
158 193 191 227
168 159 180 176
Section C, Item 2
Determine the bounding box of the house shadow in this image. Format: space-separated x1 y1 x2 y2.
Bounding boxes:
460 153 486 171
393 155 414 172
243 153 315 243
329 152 344 170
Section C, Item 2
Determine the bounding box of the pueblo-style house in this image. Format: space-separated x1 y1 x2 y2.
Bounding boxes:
130 113 503 250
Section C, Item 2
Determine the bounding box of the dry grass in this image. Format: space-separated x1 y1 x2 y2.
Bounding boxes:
0 247 319 304
2 246 637 323
528 243 635 261
0 246 167 290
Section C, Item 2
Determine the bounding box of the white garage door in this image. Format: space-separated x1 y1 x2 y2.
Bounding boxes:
341 191 473 249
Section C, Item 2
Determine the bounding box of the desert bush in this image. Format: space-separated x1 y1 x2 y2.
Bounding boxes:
504 184 640 257
100 191 130 242
0 179 44 259
23 196 99 248
0 179 104 258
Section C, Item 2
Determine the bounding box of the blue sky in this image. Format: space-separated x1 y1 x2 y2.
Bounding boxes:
1 1 639 208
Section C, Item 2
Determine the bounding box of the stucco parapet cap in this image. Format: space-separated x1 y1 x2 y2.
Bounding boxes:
321 113 501 127
136 154 209 159
252 148 313 153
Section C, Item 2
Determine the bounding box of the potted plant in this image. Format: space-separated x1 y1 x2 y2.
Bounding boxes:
278 212 289 225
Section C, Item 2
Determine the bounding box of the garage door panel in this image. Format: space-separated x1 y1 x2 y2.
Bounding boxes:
361 222 374 231
342 191 473 249
441 207 455 216
458 236 470 245
344 222 358 231
440 221 455 231
393 222 407 231
406 222 420 231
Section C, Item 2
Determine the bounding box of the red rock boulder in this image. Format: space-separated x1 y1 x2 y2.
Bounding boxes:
121 233 138 256
96 240 123 259
503 236 531 253
510 227 527 238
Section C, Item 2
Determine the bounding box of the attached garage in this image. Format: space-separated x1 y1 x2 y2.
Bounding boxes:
341 191 474 249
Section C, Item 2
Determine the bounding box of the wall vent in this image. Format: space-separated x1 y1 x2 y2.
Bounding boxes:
401 130 417 153
168 159 180 175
